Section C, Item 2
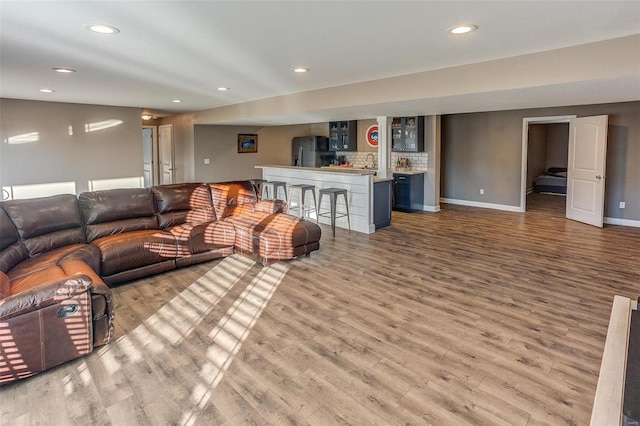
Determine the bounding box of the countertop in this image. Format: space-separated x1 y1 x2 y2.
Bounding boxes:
392 169 426 175
256 165 377 176
257 165 418 182
373 177 394 183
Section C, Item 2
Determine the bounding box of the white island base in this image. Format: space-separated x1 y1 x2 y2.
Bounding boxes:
257 165 385 234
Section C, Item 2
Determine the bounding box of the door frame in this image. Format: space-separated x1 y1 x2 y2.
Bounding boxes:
158 124 175 184
519 115 576 212
142 125 158 186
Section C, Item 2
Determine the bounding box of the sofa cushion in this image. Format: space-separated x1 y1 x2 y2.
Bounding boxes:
83 217 158 242
6 244 99 282
0 208 27 273
169 220 236 255
209 181 257 220
226 211 322 264
80 188 155 224
79 188 158 242
1 194 85 256
1 194 82 240
90 229 178 277
152 183 216 228
0 208 20 251
9 265 69 295
0 242 28 275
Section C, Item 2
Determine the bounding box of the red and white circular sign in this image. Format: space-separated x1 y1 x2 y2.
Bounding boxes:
366 125 379 147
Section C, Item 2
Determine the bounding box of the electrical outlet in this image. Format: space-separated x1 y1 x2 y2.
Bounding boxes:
204 158 210 165
620 201 626 209
480 188 484 195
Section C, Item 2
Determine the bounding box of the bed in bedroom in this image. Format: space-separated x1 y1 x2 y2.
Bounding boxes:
534 167 567 195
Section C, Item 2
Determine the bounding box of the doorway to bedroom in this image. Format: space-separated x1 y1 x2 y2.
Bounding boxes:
521 115 574 213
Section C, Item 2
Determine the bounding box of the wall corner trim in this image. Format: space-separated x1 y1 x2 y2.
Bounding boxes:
604 217 640 228
422 205 441 212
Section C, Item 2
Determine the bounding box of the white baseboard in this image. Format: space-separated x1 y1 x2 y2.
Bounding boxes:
422 205 441 212
440 198 521 213
439 199 639 227
604 217 640 228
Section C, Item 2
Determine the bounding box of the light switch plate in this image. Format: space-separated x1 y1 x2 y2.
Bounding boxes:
204 158 210 165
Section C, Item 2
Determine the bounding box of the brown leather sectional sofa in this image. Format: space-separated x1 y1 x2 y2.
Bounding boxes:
0 180 321 385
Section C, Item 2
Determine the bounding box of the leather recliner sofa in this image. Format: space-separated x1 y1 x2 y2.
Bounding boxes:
0 180 321 385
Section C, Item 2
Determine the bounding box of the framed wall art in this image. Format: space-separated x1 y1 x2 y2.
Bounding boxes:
237 134 258 153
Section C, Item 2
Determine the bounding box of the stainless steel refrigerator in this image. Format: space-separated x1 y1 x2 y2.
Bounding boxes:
292 136 334 167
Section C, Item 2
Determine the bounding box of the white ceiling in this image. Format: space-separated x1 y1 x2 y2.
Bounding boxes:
1 1 639 125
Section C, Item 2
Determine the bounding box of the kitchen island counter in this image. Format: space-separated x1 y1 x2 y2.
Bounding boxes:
256 165 390 233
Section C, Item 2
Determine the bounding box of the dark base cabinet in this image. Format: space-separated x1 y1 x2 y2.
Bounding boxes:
393 173 424 213
373 180 392 229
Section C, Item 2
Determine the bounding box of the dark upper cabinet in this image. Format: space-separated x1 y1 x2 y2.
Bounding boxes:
391 116 424 152
329 121 358 151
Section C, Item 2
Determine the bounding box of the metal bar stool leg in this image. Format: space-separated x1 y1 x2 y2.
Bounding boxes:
263 182 272 200
309 188 318 220
330 191 337 237
340 191 350 233
288 185 302 217
276 183 287 202
316 192 324 225
317 188 350 237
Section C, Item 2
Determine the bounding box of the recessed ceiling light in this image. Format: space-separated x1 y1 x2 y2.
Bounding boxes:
172 99 182 103
292 67 310 73
85 23 120 34
40 88 55 93
447 24 477 35
52 67 76 73
217 87 230 91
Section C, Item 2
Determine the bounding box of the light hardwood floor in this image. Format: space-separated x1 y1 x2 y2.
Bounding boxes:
2 194 639 425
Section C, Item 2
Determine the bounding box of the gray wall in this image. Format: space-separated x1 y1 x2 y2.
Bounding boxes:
0 98 142 195
193 124 319 182
527 124 548 191
441 101 640 220
3 97 637 222
546 124 569 168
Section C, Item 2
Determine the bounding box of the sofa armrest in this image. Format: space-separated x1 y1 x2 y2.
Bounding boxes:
89 278 114 321
254 200 287 214
0 274 92 320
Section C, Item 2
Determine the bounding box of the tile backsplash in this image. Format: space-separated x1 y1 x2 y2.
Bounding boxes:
341 151 428 170
391 152 428 170
342 152 378 168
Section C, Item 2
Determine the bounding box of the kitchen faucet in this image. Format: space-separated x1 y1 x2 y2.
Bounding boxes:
366 153 376 169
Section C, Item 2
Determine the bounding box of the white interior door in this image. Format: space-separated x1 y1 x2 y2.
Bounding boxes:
158 124 174 184
566 115 608 227
142 127 154 187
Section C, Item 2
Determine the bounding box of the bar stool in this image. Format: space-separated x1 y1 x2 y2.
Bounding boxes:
250 179 267 200
263 181 288 201
317 188 350 237
288 184 317 219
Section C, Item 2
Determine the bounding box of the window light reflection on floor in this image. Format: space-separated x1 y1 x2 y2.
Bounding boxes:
62 254 293 425
104 255 255 372
181 261 290 425
84 255 289 420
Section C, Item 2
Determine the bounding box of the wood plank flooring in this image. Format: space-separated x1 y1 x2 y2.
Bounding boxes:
2 193 639 425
